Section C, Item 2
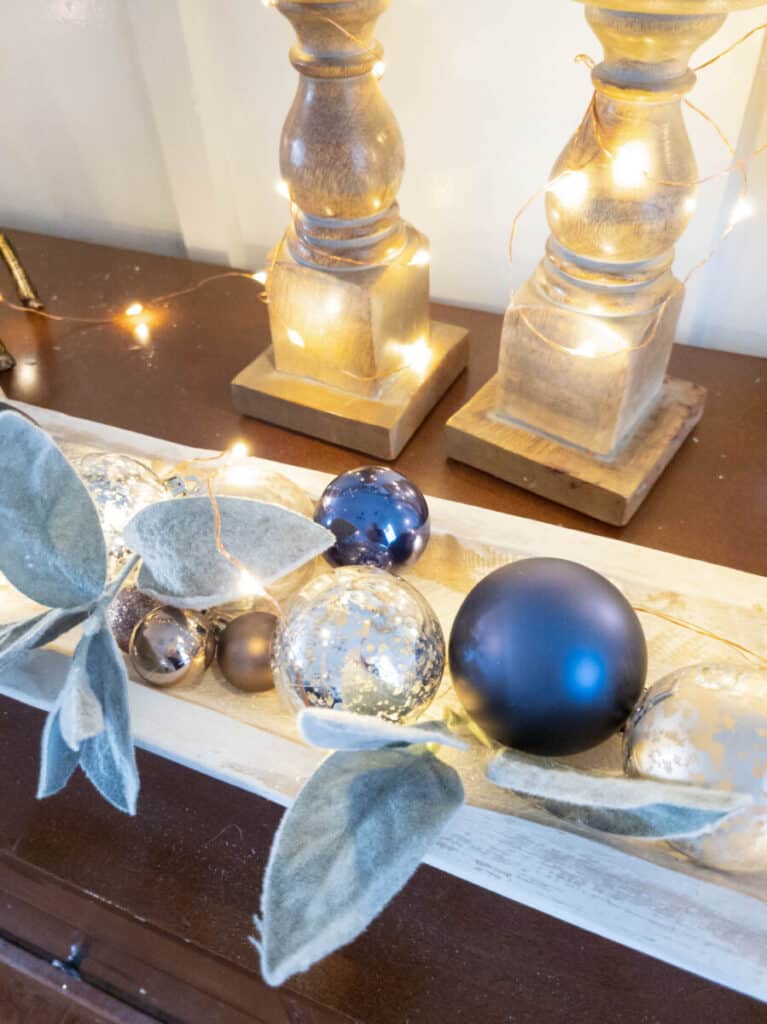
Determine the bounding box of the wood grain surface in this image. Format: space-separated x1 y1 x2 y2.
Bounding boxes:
0 229 765 1023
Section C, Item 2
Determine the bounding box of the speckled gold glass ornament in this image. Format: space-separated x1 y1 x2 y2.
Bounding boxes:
130 606 215 688
624 663 767 873
272 566 445 723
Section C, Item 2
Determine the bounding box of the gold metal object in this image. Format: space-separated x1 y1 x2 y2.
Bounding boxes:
0 233 44 310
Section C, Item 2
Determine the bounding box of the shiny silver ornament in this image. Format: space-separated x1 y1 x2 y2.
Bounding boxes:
106 585 160 653
624 663 767 873
67 451 167 577
272 566 445 724
130 606 215 688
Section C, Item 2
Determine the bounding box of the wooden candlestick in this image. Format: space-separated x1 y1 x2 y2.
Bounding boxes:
233 0 468 459
446 0 764 525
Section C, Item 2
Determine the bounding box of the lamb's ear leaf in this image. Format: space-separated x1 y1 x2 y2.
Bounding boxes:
76 620 139 814
38 708 80 799
0 409 107 607
57 616 107 751
488 749 752 840
0 605 92 671
256 748 464 988
124 496 333 609
37 616 139 814
298 708 468 752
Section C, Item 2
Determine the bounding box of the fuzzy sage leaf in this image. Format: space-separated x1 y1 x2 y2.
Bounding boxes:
0 408 107 607
39 611 139 814
255 747 464 987
488 749 752 840
0 605 92 671
298 707 469 752
124 496 334 609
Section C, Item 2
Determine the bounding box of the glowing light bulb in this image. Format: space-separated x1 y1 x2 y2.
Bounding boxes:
612 142 651 190
231 441 249 461
287 328 305 348
570 339 596 358
252 270 268 285
408 249 431 268
275 179 290 199
133 322 150 344
373 60 386 79
683 194 698 216
238 569 264 597
125 302 144 317
730 196 754 226
549 170 589 210
325 294 342 316
402 337 431 376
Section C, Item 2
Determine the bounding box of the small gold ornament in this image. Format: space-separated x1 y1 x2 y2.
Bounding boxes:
217 611 278 693
130 606 215 688
624 663 767 873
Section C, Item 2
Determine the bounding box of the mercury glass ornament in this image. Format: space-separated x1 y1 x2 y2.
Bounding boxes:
130 606 215 688
625 663 767 873
106 585 160 653
68 451 167 576
217 611 277 693
314 466 430 571
272 566 445 723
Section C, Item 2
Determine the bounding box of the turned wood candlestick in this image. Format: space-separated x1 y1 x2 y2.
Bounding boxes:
446 0 765 525
233 0 468 459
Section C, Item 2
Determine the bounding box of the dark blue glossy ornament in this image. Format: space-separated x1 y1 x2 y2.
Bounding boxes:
449 558 647 756
314 466 430 571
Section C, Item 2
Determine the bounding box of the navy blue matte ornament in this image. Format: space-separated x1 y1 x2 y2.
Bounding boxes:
314 467 430 571
449 558 647 756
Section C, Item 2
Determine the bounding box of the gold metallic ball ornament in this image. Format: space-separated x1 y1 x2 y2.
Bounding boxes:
624 664 767 873
130 606 216 688
217 611 277 693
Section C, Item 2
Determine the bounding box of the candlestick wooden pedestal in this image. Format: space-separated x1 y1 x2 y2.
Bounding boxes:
446 0 764 523
233 321 467 460
232 0 468 458
446 375 705 526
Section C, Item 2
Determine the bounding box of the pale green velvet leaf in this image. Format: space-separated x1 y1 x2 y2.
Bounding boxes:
298 708 468 752
38 616 139 814
488 749 752 840
0 605 92 671
0 410 107 607
124 496 334 609
77 619 139 814
38 708 80 800
256 748 464 987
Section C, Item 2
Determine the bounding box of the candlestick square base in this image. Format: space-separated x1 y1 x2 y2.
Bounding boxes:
445 374 705 525
232 321 468 459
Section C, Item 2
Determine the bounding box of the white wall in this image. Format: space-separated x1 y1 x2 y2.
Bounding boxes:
0 0 765 355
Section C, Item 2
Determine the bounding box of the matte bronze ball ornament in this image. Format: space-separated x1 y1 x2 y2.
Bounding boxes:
625 663 767 873
130 606 215 688
217 611 278 693
449 558 647 756
106 586 160 653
